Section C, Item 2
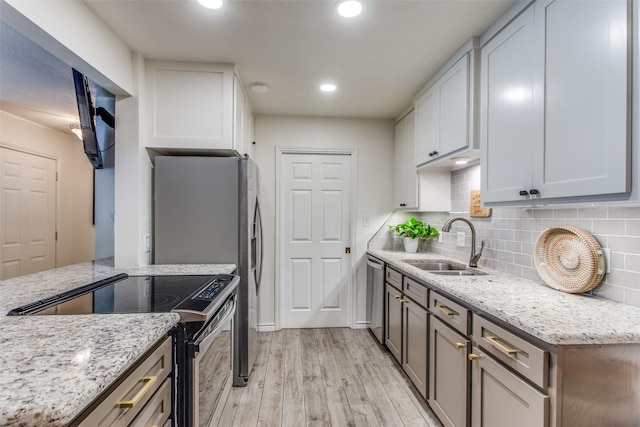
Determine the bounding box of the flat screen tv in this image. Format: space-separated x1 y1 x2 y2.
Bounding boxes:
72 69 115 169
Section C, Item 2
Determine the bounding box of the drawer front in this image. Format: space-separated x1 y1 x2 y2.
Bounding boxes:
473 316 548 389
130 377 172 427
403 276 428 308
430 292 469 336
76 337 172 427
385 266 402 290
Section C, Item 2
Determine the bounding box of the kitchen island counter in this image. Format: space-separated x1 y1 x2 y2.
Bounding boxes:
0 260 235 427
368 249 640 347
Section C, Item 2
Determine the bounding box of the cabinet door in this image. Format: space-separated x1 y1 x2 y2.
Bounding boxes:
533 0 629 199
439 54 469 157
470 348 549 427
233 76 246 156
145 61 234 150
480 6 537 203
402 297 428 398
394 110 418 209
429 317 469 427
415 87 440 165
385 283 403 362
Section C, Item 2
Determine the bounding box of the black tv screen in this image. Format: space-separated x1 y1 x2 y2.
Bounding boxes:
72 69 115 169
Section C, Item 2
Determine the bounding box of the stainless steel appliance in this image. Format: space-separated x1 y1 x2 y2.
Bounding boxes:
154 156 262 387
366 256 384 344
8 273 239 427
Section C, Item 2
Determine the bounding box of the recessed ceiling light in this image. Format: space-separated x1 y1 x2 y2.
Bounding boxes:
336 0 363 18
320 83 337 92
251 83 269 94
197 0 223 9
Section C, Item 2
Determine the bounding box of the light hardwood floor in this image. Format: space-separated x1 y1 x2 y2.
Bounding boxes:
217 328 443 426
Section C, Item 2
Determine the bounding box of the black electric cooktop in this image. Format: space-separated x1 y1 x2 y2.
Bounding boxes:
7 274 237 318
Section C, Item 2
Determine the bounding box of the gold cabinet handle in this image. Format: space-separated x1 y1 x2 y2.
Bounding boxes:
486 336 519 356
401 299 409 303
395 295 401 299
117 376 157 408
436 304 457 316
455 342 466 349
468 353 479 361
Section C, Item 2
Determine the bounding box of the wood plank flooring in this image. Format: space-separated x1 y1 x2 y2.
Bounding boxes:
217 328 443 427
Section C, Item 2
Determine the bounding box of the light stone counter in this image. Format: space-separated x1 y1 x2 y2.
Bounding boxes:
368 249 640 346
0 260 236 427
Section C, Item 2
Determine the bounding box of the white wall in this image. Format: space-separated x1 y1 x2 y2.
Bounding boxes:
0 110 95 267
253 115 394 330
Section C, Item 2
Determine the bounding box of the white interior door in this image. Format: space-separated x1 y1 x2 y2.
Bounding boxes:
0 147 57 279
280 152 352 328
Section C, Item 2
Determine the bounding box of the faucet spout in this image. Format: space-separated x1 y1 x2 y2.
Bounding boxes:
441 217 485 268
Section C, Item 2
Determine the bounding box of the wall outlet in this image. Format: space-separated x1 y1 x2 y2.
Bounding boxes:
363 216 370 227
457 232 466 247
144 234 152 253
603 248 611 273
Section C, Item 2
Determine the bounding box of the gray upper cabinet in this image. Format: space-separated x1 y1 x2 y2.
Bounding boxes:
414 39 479 167
481 0 631 205
394 110 418 209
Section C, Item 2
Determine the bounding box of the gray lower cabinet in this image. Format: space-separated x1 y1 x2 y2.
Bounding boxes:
470 346 549 427
402 294 428 399
385 282 403 362
429 316 469 427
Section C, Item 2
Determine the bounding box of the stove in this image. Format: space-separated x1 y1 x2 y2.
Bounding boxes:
7 273 237 322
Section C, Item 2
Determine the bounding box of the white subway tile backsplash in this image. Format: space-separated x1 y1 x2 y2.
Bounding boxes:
368 165 640 309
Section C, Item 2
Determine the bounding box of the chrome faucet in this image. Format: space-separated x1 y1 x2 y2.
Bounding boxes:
442 217 485 268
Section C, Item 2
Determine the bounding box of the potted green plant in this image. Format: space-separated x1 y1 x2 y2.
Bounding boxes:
389 216 440 253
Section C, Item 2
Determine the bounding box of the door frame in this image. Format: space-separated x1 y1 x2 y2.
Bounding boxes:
275 147 358 331
0 143 60 269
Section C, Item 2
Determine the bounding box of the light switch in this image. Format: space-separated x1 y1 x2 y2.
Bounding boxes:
145 234 152 253
457 232 466 247
363 216 370 227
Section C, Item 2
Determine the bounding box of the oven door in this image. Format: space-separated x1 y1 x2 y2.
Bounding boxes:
187 294 236 427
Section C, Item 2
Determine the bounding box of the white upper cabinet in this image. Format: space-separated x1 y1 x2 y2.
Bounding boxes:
414 40 478 167
145 61 250 155
481 0 630 204
394 110 418 209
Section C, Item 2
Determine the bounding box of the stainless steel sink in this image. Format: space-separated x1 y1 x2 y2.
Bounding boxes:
401 260 466 271
429 270 488 276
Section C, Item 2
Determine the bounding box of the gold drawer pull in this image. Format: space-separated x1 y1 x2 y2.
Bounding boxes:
455 342 466 349
468 353 479 361
486 336 519 356
400 299 409 303
395 295 401 299
436 304 457 316
117 376 157 408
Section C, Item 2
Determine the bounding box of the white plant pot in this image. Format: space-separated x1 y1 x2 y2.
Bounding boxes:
403 237 419 253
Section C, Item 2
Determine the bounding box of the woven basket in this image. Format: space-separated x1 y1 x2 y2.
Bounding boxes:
534 225 606 293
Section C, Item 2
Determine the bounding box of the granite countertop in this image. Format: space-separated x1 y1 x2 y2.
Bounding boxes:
368 249 640 347
0 260 236 427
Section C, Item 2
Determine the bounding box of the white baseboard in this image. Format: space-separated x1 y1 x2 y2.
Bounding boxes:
354 321 370 330
257 323 277 332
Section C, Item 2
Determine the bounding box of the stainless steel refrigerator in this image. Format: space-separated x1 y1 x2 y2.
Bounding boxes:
154 155 263 387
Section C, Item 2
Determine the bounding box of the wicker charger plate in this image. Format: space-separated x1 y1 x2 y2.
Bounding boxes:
534 225 606 293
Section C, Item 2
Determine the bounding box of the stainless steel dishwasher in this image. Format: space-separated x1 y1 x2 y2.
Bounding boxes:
366 256 385 344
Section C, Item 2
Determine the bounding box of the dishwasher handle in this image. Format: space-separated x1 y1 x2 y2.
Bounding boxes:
367 258 384 270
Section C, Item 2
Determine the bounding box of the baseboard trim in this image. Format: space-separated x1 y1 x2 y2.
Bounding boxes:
257 323 277 332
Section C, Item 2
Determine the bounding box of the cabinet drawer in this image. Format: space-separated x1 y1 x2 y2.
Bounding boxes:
76 337 172 427
130 377 172 427
403 276 428 308
385 266 402 290
430 292 469 336
474 316 548 389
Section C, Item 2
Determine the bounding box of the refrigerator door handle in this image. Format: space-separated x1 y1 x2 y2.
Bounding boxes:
254 199 264 295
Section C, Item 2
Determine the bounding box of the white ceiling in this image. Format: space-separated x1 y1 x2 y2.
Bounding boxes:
0 0 516 133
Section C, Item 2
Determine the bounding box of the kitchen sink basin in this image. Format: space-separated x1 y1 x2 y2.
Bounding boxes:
429 270 488 276
401 260 466 271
